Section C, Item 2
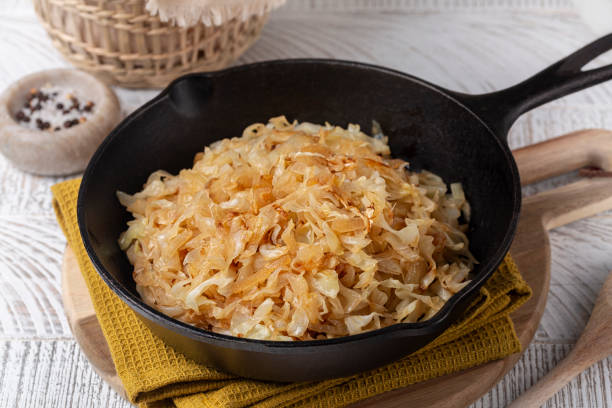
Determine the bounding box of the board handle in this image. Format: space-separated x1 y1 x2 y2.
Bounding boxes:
523 177 612 230
513 129 612 229
513 129 612 186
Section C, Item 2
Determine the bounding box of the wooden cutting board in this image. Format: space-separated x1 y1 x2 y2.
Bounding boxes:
61 129 612 407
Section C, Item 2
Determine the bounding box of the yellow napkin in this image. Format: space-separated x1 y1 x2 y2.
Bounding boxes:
52 178 532 408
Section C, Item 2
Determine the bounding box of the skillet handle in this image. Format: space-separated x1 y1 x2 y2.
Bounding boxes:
451 34 612 141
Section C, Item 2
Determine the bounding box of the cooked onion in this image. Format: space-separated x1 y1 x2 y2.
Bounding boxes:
118 116 476 340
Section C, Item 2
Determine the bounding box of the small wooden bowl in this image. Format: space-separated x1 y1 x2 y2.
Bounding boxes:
0 69 120 176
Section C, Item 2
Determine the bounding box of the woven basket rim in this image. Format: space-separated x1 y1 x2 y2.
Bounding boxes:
32 0 269 88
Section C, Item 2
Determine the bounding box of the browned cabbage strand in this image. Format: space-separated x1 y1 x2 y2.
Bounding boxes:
117 116 476 341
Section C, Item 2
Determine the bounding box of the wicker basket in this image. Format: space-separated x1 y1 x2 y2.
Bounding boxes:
32 0 268 88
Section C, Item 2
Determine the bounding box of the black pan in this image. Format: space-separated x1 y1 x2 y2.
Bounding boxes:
78 34 612 382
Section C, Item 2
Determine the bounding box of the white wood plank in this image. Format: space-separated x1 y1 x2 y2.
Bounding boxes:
0 156 67 215
278 0 574 13
0 215 69 338
239 9 610 97
0 340 131 408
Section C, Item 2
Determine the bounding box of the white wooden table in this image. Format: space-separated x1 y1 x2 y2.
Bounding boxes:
1 0 612 406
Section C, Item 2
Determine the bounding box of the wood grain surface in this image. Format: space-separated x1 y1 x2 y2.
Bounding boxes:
509 269 612 407
2 0 612 407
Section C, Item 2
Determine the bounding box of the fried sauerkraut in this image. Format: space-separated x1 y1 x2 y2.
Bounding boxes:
118 116 475 341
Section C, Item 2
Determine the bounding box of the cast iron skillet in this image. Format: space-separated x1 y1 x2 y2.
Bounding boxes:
78 35 612 382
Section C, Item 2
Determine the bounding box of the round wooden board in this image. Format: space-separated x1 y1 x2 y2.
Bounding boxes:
61 132 612 407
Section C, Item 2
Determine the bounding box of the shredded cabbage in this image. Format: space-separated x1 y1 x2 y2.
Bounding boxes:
118 116 476 340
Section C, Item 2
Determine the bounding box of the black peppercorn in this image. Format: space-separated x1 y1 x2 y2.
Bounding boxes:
18 87 95 132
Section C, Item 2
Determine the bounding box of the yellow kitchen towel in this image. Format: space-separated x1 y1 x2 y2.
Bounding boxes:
52 178 532 408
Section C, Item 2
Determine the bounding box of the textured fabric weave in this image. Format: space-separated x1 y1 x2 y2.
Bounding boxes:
52 178 532 408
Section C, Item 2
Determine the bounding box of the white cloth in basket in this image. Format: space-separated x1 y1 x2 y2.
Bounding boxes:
146 0 286 27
